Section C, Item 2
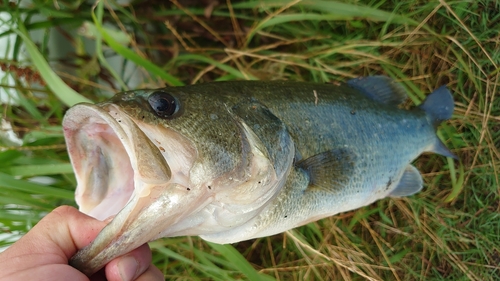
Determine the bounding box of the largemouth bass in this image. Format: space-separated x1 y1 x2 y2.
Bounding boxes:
63 76 455 276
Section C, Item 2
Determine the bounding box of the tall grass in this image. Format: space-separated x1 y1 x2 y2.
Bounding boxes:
0 0 498 280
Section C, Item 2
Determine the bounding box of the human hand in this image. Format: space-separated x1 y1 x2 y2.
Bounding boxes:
0 206 163 281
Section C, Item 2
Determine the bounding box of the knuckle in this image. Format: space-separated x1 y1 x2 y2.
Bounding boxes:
49 205 79 221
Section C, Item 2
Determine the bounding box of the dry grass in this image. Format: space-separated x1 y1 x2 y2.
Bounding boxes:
0 0 498 280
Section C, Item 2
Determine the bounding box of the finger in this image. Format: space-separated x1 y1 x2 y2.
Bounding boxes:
104 244 155 281
2 206 106 264
49 206 108 257
135 265 164 281
0 264 89 281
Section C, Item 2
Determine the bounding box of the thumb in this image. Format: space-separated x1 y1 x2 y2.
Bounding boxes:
0 206 107 281
8 206 106 262
0 206 162 281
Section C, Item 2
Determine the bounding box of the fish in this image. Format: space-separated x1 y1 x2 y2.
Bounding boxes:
62 76 455 276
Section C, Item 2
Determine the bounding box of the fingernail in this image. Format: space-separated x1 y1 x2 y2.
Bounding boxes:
118 256 138 281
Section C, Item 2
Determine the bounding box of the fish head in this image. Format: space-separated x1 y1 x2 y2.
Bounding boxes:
63 86 288 275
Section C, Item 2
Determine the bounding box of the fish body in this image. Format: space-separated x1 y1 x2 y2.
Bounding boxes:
63 77 455 275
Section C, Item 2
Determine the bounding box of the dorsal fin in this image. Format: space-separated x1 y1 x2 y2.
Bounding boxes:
297 148 356 191
347 76 407 106
389 165 423 197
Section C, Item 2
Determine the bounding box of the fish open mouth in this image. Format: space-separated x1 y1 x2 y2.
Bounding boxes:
64 103 205 276
63 97 291 276
63 103 171 221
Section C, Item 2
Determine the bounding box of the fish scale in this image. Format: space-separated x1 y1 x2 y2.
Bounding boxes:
63 76 455 275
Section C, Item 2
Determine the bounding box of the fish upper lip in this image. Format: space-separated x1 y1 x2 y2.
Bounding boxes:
63 102 171 220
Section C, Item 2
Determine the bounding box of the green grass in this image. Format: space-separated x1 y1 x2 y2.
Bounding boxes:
0 0 499 280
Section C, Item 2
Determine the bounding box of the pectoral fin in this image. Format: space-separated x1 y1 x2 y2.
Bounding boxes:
297 148 356 191
389 165 423 197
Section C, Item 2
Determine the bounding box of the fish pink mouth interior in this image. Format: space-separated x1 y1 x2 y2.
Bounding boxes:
77 124 134 220
63 104 161 221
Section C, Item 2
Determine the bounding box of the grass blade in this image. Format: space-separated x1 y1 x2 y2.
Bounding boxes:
207 242 275 281
0 172 74 199
1 163 74 177
91 2 184 87
14 22 93 106
175 54 258 81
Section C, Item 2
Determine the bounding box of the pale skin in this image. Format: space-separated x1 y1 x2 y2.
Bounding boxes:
0 206 163 281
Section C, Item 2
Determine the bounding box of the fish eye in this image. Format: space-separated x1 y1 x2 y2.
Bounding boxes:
148 91 179 118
